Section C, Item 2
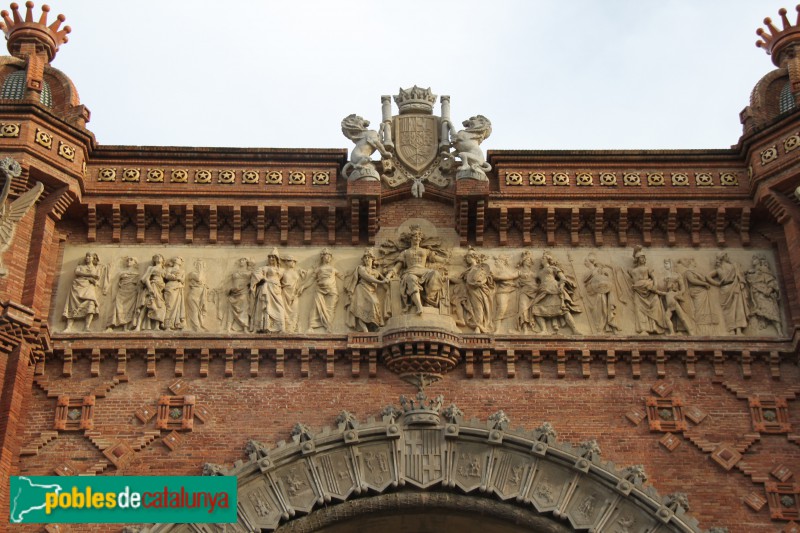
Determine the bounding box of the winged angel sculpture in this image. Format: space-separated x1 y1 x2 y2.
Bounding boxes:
0 157 43 277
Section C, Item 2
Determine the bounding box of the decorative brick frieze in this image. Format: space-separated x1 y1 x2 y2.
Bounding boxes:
53 395 94 431
156 395 195 431
750 396 791 434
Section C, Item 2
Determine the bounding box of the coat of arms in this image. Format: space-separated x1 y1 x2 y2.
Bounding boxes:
341 86 492 197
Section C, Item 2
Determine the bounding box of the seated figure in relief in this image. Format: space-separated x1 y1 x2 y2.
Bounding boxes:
380 225 449 315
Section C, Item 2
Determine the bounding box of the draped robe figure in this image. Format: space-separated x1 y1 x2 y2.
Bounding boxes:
250 253 286 333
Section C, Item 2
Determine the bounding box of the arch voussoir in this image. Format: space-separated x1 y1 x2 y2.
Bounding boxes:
145 396 708 533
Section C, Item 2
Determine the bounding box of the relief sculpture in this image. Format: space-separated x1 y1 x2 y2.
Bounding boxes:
344 248 388 332
675 257 718 335
582 253 625 334
221 258 253 333
186 259 208 331
626 246 668 335
163 257 186 330
134 254 167 331
453 247 494 333
707 252 749 335
303 248 341 333
250 250 286 333
107 256 139 331
527 251 581 334
380 225 449 315
54 243 785 339
745 254 783 335
63 252 108 332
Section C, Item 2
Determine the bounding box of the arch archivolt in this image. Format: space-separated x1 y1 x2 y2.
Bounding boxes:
147 395 706 533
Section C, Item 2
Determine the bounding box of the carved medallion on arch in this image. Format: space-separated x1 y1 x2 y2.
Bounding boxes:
142 393 711 533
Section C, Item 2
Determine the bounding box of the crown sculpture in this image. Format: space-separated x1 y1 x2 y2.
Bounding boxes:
0 2 70 61
341 86 493 197
756 5 800 67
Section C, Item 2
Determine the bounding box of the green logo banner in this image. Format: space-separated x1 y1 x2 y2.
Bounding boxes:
10 476 237 524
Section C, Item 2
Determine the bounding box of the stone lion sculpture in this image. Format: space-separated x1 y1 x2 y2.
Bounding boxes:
341 114 392 181
445 115 492 181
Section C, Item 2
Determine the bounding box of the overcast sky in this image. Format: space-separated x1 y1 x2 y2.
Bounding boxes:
44 1 778 151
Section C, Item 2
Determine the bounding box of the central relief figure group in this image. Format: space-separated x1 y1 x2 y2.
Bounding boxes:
65 225 783 338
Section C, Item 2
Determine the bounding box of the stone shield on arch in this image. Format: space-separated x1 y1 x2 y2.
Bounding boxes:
394 114 439 173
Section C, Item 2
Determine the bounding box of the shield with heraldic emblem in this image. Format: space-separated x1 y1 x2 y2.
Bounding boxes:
394 115 440 173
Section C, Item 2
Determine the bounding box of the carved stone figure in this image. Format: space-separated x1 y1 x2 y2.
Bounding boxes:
345 248 388 332
626 246 668 335
661 259 695 336
222 258 254 332
341 114 393 181
707 252 749 335
516 250 539 333
381 225 449 315
527 251 581 334
0 157 43 277
63 252 107 331
676 257 718 335
135 254 167 331
107 256 139 331
250 250 286 333
163 257 186 330
303 248 341 332
443 115 492 181
457 247 494 333
491 254 519 331
582 253 624 334
281 255 305 333
745 254 783 335
186 259 208 331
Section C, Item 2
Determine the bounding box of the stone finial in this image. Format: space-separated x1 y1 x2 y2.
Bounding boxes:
488 410 510 431
622 464 648 485
202 462 225 476
579 439 602 461
335 410 358 430
534 422 558 444
0 2 70 61
665 492 690 513
756 6 800 67
290 423 314 442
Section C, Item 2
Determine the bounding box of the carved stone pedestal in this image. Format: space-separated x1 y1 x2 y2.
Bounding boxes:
381 309 461 389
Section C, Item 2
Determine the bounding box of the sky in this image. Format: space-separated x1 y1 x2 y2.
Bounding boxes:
41 1 779 151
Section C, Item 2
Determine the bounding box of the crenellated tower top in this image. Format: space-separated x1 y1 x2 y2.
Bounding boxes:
0 1 69 62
